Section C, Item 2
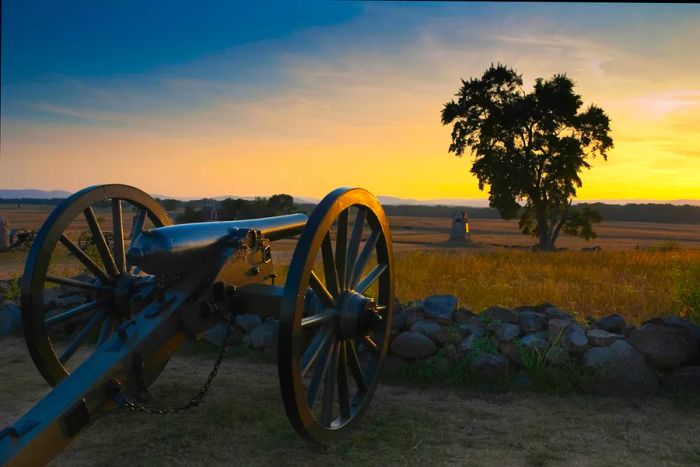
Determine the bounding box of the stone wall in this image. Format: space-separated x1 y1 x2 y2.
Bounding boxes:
2 278 699 396
388 295 700 396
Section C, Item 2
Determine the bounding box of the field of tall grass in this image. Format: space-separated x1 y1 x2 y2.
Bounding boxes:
393 250 700 324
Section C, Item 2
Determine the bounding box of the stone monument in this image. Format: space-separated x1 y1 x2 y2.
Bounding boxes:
449 211 470 242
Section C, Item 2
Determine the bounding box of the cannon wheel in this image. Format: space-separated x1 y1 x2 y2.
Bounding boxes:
21 185 172 386
278 187 394 444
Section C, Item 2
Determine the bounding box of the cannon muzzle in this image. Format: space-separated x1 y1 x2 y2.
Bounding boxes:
127 213 307 274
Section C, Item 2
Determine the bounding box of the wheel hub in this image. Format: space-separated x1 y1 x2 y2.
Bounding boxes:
337 291 381 339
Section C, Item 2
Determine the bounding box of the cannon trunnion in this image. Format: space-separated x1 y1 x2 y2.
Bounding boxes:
0 185 394 465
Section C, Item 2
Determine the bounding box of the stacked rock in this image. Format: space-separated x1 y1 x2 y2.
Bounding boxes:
388 296 700 396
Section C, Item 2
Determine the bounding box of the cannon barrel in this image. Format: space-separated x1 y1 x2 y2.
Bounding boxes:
127 213 307 274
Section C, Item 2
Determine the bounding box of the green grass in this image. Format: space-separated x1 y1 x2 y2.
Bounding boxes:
4 278 20 302
516 332 585 394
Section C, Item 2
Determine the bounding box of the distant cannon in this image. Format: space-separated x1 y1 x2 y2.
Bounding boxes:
0 184 394 465
8 228 38 251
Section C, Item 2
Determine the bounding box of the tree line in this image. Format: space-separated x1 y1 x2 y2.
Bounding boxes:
158 194 301 224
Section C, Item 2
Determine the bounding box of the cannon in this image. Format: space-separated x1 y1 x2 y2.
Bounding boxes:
0 184 394 465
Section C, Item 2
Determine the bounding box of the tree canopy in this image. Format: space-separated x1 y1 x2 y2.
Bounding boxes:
441 64 613 249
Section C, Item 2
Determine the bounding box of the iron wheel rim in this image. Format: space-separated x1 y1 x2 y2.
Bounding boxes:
21 184 172 386
278 187 394 444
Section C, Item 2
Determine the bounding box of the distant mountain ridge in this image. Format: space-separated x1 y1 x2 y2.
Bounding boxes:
1 188 698 208
0 189 72 199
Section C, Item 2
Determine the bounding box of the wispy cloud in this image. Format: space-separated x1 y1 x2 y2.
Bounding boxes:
1 3 699 200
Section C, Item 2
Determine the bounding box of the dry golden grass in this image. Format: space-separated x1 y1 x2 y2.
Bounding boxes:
394 249 700 323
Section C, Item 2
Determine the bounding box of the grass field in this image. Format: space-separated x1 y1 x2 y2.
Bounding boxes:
392 250 700 324
2 204 699 323
1 205 700 465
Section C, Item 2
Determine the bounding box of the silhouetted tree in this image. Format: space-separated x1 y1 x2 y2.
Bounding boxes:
441 64 613 249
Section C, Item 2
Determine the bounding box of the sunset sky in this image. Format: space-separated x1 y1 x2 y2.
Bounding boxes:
1 2 699 202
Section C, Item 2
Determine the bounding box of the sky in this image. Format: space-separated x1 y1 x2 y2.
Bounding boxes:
1 1 699 202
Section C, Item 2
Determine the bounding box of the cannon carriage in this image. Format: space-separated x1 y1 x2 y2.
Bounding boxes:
0 184 394 465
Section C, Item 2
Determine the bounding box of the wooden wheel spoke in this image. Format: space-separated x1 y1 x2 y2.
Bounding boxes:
337 342 351 420
301 312 335 328
321 342 340 426
112 199 126 274
59 308 107 364
355 263 388 295
45 274 105 292
84 206 119 278
127 208 146 271
129 208 146 248
59 235 111 284
45 299 107 326
347 340 367 393
307 336 336 409
335 209 348 290
309 270 335 308
301 327 333 377
321 232 340 298
345 207 367 288
349 230 380 289
97 316 113 345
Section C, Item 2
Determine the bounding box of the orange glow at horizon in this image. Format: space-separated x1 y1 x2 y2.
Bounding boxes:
2 10 699 202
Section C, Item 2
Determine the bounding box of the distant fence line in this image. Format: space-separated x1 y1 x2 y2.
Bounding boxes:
634 244 699 252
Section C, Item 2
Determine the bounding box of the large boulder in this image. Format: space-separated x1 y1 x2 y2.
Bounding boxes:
202 321 243 347
643 317 700 344
392 302 407 331
422 295 458 323
562 323 588 352
458 334 478 354
244 319 278 349
481 306 518 323
404 304 425 328
236 314 262 333
519 311 547 333
587 329 623 347
469 353 509 382
409 320 454 346
596 314 626 333
545 345 569 367
627 323 699 368
42 287 65 307
453 307 474 323
581 340 659 395
459 316 485 338
493 322 520 342
547 318 570 343
520 332 548 352
498 341 522 365
662 366 700 396
543 306 574 321
0 302 22 336
390 332 437 359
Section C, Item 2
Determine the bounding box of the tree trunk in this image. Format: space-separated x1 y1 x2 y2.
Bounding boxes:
536 210 554 251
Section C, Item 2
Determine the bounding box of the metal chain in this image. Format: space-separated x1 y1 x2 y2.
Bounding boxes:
119 306 236 415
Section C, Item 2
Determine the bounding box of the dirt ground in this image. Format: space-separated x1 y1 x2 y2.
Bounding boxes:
1 336 698 467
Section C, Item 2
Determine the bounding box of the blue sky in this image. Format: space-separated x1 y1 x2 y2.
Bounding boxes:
2 2 699 200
